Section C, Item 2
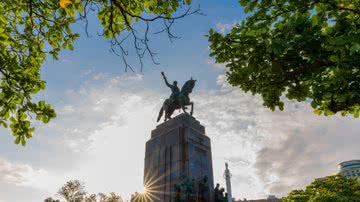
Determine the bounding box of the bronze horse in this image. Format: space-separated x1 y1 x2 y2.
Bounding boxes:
157 78 196 122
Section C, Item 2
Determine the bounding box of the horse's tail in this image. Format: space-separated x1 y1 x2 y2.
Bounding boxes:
157 106 164 122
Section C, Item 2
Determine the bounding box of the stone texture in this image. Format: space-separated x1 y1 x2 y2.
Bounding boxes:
144 113 214 202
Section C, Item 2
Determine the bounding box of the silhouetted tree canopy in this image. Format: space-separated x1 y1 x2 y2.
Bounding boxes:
282 175 360 201
209 0 360 117
0 0 198 145
45 180 123 202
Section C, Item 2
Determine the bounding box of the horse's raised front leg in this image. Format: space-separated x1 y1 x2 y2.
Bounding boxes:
190 102 194 116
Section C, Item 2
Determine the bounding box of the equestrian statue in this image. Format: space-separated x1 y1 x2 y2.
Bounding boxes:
157 72 196 122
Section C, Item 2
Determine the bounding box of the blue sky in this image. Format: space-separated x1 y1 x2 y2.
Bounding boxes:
42 0 245 93
1 1 360 202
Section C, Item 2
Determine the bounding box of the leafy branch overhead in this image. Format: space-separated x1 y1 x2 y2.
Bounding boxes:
0 0 197 145
208 0 360 117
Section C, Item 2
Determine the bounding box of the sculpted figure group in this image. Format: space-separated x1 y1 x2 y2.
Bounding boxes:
174 176 210 202
214 183 229 202
173 176 230 202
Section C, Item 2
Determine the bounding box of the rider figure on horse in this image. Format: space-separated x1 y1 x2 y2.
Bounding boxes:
161 71 180 104
158 72 196 122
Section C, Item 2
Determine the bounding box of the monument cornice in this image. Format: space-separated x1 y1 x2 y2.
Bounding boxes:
151 113 205 138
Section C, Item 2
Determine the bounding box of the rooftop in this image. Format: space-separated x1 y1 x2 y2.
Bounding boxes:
338 160 360 169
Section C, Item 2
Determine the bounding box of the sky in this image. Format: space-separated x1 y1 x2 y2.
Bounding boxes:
1 1 360 202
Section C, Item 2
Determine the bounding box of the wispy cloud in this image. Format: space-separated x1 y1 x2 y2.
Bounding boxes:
215 22 236 34
31 73 160 199
205 58 226 70
255 116 360 196
0 158 60 194
60 58 73 63
0 158 38 186
92 72 108 81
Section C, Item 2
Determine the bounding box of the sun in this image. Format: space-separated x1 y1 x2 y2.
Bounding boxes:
132 167 177 202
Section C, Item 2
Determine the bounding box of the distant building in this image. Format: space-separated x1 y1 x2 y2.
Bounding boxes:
266 195 278 200
338 160 360 178
315 176 327 181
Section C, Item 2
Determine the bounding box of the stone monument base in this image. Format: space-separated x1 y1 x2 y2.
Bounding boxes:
143 113 214 202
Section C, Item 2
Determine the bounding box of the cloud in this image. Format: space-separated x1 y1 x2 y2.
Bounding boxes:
215 22 236 34
29 73 360 199
59 105 75 114
0 158 60 193
2 72 360 201
0 158 41 186
92 72 107 81
193 75 360 199
80 68 94 77
255 116 360 197
0 182 49 202
36 72 268 199
33 72 264 199
30 73 161 199
60 58 73 63
35 73 148 151
205 58 226 70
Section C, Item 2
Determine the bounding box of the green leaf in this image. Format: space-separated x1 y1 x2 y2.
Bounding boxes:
68 44 74 51
21 136 26 146
39 101 46 109
311 15 318 25
42 116 50 124
36 115 43 121
350 43 360 54
20 113 27 121
311 101 317 108
14 136 21 144
314 109 322 115
329 55 337 62
354 110 359 118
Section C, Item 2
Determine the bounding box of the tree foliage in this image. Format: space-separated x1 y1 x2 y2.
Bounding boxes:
282 175 360 202
58 180 87 202
44 198 61 202
45 180 123 202
0 0 196 145
208 0 360 117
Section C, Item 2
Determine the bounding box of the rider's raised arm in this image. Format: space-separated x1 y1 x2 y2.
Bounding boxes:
163 74 172 88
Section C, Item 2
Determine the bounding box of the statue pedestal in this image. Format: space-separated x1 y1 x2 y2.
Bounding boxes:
144 113 214 202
